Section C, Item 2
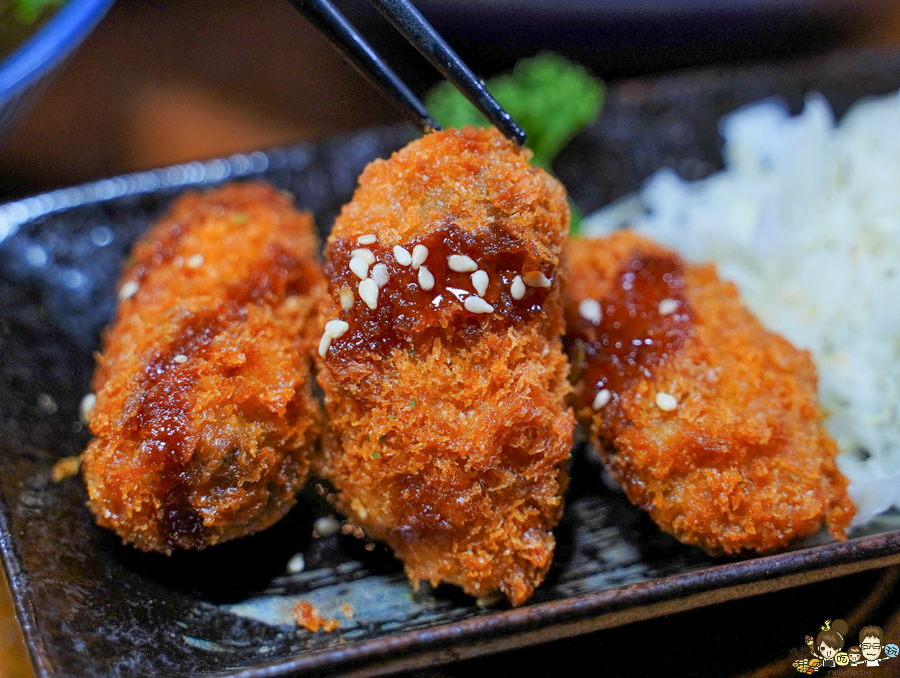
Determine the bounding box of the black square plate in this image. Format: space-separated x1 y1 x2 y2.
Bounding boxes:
2 48 900 678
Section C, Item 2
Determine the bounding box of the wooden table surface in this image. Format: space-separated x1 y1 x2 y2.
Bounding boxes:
2 1 900 676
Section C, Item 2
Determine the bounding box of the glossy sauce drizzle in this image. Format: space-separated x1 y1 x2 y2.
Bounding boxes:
567 251 692 413
137 308 237 550
325 225 555 364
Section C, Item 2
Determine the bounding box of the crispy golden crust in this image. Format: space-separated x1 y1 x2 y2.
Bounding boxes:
82 183 327 553
565 231 853 555
331 127 568 261
317 128 574 606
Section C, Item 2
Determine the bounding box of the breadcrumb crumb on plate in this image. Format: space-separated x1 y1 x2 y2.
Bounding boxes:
51 456 81 482
292 601 339 633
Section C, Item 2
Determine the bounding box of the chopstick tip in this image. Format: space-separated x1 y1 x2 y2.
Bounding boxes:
500 117 527 147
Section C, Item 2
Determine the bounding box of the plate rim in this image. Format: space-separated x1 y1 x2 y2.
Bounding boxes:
211 532 900 677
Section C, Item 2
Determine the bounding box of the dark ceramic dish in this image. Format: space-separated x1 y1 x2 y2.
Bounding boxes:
2 48 900 678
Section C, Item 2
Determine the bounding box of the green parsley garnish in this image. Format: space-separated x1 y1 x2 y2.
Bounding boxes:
12 0 64 23
371 451 381 459
426 53 604 173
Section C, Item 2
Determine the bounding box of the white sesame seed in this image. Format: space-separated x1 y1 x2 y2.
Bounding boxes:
351 248 376 265
314 516 341 537
658 298 679 316
592 389 611 410
286 553 305 574
325 319 349 339
358 278 379 309
476 594 503 608
464 296 494 314
185 254 204 269
579 298 602 324
656 392 678 411
371 263 390 288
471 270 489 297
118 280 139 301
411 244 429 268
392 246 412 266
37 393 57 415
340 286 354 310
318 332 333 357
448 254 478 272
510 275 526 300
523 271 551 288
174 354 188 364
418 265 435 291
79 393 96 425
349 256 370 280
357 234 377 245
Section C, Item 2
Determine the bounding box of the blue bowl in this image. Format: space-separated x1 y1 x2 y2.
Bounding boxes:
0 0 114 140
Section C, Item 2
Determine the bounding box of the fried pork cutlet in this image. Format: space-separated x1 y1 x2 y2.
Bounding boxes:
82 183 327 553
564 232 853 554
316 128 574 606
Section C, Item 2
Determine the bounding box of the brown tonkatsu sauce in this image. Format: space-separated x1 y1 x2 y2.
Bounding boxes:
566 251 692 414
324 225 555 364
136 307 239 549
126 246 312 550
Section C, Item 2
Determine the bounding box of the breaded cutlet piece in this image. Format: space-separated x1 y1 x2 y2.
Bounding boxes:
316 128 574 606
564 231 853 554
82 183 327 553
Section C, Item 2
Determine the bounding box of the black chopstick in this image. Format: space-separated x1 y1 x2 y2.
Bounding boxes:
367 0 526 147
285 0 526 146
285 0 441 134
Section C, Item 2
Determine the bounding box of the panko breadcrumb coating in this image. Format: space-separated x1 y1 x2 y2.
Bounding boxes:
316 128 574 606
82 183 327 553
564 232 853 554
